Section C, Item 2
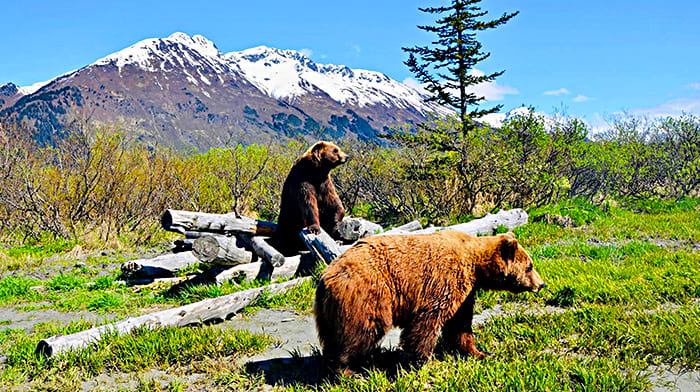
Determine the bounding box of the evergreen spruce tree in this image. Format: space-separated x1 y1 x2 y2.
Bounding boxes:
403 0 518 133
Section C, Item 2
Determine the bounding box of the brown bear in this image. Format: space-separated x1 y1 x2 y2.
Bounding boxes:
272 141 349 256
314 230 545 371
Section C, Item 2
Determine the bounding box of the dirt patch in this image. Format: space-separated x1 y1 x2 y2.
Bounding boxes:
0 307 116 333
585 236 700 251
647 365 700 392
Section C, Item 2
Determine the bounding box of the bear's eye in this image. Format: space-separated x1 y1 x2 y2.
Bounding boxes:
525 265 533 273
334 148 339 153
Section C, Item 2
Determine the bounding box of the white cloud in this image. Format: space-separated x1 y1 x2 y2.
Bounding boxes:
686 82 700 90
543 88 570 96
466 70 519 101
403 71 518 102
403 77 423 91
353 45 361 54
573 94 593 103
299 48 313 58
627 96 700 118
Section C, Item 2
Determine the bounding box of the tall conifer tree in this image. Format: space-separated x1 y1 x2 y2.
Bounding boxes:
403 0 518 133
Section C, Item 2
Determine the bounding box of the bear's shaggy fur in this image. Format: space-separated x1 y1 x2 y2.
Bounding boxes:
272 141 348 256
314 230 545 370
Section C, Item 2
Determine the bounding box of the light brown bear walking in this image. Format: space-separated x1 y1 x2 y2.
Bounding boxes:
314 230 545 371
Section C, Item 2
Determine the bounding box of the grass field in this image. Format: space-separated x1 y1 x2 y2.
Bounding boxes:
0 199 698 391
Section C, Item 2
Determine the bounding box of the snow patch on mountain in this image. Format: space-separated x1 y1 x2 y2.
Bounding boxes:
93 32 230 76
225 45 450 115
17 80 52 95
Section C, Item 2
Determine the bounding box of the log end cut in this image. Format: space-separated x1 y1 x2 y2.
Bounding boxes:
35 340 53 357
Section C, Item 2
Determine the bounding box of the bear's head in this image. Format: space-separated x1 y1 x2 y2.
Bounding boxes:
305 141 349 169
479 232 546 294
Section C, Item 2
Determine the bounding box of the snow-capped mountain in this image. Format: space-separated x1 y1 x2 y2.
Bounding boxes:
226 46 448 115
2 32 449 148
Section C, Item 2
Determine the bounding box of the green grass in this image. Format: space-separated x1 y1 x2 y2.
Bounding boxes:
5 235 76 258
0 319 276 388
0 198 698 390
248 277 317 313
0 276 42 303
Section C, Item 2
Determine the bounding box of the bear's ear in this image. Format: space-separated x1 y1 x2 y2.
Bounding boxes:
310 142 324 164
499 236 518 265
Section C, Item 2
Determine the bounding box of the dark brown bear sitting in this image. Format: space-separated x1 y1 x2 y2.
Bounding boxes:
271 141 349 256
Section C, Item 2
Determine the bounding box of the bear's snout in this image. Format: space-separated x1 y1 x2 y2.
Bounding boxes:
529 270 546 293
531 281 546 293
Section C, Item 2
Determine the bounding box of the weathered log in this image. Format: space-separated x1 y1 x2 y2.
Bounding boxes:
240 235 285 267
36 277 310 357
192 235 253 266
172 238 194 253
379 209 528 237
161 209 277 236
337 217 383 242
121 252 199 279
300 228 342 264
184 231 205 239
381 220 423 236
214 252 318 284
421 208 528 236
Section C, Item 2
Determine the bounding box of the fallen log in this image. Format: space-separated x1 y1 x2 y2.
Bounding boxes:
381 220 423 236
300 228 342 264
161 209 277 236
214 252 318 284
36 277 310 357
121 252 199 279
337 217 383 242
172 238 194 253
418 208 528 236
192 235 253 265
241 235 285 267
379 209 528 237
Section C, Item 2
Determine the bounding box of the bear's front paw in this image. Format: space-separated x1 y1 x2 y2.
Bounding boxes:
306 224 321 234
474 350 491 359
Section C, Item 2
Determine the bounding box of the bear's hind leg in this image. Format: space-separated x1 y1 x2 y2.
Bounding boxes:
337 312 392 370
441 291 486 358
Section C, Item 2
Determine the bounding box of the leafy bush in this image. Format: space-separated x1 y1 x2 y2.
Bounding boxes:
0 111 698 244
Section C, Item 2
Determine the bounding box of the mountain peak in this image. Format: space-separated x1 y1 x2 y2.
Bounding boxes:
0 83 19 97
226 45 447 114
94 32 225 72
167 32 221 58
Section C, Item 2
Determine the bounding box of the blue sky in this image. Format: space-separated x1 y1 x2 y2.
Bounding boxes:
2 0 699 129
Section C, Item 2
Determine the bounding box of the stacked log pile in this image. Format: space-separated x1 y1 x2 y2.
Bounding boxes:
120 208 529 285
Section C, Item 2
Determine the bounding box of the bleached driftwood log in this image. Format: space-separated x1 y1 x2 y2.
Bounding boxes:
161 209 277 236
36 277 310 357
337 217 384 242
379 209 528 237
241 235 285 267
192 235 253 265
214 252 318 284
422 208 528 236
300 228 342 264
121 252 199 279
380 220 423 236
172 238 194 253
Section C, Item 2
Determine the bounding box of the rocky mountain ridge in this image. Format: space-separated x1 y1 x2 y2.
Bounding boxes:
1 32 450 149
